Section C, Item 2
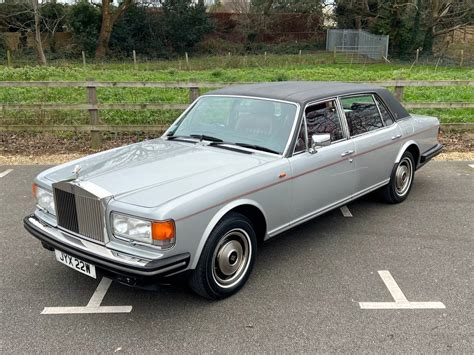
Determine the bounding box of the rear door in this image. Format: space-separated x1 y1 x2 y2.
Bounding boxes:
339 94 403 194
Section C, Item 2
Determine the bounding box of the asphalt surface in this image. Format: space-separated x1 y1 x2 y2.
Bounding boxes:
1 162 473 353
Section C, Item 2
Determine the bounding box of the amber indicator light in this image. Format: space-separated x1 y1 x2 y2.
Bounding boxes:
152 220 175 241
32 183 37 199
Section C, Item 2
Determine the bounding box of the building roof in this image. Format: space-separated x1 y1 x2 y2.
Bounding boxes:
205 81 410 119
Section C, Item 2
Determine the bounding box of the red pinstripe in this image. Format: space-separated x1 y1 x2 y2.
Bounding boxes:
176 125 436 221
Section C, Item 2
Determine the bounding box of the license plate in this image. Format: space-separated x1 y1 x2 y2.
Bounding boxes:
54 250 96 279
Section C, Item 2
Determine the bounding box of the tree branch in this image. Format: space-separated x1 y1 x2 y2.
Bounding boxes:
112 0 134 23
433 22 471 37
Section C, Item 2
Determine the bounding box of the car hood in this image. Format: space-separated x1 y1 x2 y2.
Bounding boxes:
41 139 271 208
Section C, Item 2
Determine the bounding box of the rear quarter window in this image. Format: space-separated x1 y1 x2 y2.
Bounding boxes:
374 95 395 126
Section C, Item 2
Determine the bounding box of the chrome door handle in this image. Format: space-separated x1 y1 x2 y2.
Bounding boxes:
341 150 354 157
391 134 402 140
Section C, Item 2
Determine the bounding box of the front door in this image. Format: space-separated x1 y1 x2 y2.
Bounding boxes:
289 99 356 223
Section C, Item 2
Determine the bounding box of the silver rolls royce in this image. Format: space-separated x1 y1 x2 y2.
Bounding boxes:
24 82 443 299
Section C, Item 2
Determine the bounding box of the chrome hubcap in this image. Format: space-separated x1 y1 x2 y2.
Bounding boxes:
395 157 413 196
212 228 251 288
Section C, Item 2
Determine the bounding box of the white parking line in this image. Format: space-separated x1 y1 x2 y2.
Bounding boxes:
340 205 353 217
0 169 13 178
41 278 133 314
469 164 474 169
359 270 445 310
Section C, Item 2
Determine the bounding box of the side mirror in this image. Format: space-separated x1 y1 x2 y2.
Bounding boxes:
309 133 331 154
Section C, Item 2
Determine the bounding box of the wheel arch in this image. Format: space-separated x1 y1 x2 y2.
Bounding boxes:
191 199 268 269
395 140 420 167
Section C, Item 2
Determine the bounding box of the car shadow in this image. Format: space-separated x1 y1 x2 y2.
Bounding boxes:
106 189 392 308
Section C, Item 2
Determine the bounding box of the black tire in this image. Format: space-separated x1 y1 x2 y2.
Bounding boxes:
189 212 257 300
382 151 415 204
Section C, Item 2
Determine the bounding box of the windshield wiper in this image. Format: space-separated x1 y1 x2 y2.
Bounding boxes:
189 134 223 142
166 134 223 143
234 143 280 155
209 141 280 155
166 135 197 142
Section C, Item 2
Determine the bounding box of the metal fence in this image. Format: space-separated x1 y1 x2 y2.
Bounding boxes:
326 29 389 60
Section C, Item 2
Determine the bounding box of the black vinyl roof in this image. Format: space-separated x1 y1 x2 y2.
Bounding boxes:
205 81 410 120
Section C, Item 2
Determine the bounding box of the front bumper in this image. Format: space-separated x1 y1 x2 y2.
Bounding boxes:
24 215 190 287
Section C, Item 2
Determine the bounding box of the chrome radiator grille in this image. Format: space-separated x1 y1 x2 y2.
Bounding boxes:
53 183 106 243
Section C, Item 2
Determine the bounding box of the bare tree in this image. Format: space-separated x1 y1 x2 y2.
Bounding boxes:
95 0 134 59
421 0 473 53
334 0 472 54
228 0 252 14
0 0 50 65
262 0 274 15
40 1 66 54
31 0 47 65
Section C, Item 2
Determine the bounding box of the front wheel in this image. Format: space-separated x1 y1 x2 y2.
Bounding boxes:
382 151 415 204
189 212 257 299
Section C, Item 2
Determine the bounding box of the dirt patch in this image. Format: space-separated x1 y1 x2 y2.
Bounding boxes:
1 131 164 156
434 152 474 161
1 130 472 165
438 130 473 153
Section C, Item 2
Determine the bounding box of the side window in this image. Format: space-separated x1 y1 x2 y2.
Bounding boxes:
374 95 395 126
341 95 384 136
305 100 344 143
293 118 307 154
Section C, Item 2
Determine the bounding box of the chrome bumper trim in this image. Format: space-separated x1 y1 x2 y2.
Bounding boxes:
24 215 190 277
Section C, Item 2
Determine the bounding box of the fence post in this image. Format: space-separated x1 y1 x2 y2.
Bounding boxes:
86 79 101 149
333 46 337 64
189 87 200 103
394 80 404 102
185 52 190 70
460 50 464 67
133 50 137 70
7 50 12 66
82 51 86 67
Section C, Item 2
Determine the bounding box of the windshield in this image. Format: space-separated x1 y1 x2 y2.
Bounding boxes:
167 96 298 155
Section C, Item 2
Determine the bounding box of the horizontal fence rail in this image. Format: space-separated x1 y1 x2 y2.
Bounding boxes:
0 80 472 88
1 80 473 148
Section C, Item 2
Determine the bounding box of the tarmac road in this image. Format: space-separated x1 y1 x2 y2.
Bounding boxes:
0 161 473 353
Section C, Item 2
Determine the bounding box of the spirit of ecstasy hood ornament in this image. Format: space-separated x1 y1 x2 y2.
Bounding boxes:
72 165 81 179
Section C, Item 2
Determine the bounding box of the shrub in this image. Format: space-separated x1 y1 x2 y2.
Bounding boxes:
0 34 6 58
67 1 101 56
109 4 166 59
194 38 245 55
162 0 213 54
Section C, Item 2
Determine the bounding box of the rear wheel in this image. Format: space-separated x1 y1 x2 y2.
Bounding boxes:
189 212 257 299
382 151 415 204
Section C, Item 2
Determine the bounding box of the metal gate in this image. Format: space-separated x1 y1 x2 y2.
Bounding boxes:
326 29 389 60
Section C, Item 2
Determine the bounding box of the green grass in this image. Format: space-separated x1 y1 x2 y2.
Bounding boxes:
0 56 473 125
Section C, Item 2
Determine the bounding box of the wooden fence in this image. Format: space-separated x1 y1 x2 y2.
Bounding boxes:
0 80 473 148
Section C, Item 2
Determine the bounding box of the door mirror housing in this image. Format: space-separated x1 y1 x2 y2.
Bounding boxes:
309 133 331 154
